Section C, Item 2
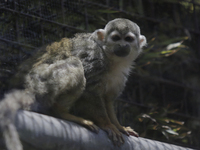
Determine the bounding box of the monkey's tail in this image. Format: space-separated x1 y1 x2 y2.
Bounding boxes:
0 90 34 150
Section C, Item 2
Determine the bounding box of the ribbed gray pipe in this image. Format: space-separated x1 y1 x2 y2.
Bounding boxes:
6 110 194 150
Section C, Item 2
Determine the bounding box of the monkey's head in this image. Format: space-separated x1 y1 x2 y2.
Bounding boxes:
91 18 146 61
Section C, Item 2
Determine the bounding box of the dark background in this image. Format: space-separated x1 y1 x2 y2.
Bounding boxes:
0 0 200 149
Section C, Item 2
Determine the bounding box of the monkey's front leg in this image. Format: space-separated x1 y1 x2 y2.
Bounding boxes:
99 121 125 146
76 93 124 146
105 100 139 137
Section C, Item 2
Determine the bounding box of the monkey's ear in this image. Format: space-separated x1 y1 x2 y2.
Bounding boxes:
91 29 106 42
96 29 105 41
139 35 147 48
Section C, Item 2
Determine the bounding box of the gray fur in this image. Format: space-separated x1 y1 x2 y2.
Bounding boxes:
105 18 140 37
0 18 147 150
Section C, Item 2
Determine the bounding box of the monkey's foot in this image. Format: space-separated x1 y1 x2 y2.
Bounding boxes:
57 112 99 133
100 124 124 147
80 120 99 133
118 126 139 137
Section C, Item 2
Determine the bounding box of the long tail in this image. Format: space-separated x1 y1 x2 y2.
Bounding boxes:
0 90 34 150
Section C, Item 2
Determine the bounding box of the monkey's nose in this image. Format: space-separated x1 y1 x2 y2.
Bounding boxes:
114 44 130 57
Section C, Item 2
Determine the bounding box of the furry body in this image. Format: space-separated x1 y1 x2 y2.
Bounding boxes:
0 18 147 150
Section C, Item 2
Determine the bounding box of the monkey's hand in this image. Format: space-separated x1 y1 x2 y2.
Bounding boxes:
118 126 139 137
100 124 124 147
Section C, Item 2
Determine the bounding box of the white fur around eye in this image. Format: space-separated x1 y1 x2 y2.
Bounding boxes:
124 32 136 43
107 31 121 43
126 32 135 37
110 31 120 36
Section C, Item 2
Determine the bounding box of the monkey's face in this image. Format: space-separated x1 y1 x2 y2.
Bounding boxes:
106 30 138 58
92 18 146 61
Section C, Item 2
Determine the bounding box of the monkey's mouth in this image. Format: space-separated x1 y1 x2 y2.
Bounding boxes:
113 44 130 57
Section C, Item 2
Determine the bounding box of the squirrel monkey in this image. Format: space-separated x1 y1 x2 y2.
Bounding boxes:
0 18 146 149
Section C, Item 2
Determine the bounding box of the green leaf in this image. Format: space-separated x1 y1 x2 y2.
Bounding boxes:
141 114 157 123
166 41 183 50
165 129 179 135
170 119 184 125
158 37 188 46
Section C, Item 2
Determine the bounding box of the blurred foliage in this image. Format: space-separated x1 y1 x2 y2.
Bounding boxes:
138 107 191 141
0 0 200 149
137 36 190 74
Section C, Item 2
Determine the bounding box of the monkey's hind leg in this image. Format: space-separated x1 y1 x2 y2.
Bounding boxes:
49 57 99 133
52 102 99 133
29 56 99 133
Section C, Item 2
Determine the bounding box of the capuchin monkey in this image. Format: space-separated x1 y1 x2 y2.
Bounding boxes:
0 18 146 150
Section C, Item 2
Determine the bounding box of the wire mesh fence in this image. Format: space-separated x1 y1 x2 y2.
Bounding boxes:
0 0 200 149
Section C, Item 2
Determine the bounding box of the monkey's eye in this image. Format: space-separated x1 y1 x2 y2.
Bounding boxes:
111 35 121 41
125 36 135 42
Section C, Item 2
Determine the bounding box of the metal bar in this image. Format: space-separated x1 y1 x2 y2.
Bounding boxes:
132 73 200 92
0 37 36 49
81 0 200 35
118 99 200 121
0 7 86 32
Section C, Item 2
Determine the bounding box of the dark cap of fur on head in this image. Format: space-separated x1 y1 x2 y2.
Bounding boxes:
105 18 140 36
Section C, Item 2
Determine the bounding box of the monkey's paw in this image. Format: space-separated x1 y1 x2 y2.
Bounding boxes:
100 124 124 147
81 120 99 133
118 126 139 137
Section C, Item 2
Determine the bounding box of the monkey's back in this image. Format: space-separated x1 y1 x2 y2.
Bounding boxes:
71 33 109 90
33 38 72 67
10 38 72 89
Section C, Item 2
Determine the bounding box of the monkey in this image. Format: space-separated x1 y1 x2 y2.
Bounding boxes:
0 18 147 150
